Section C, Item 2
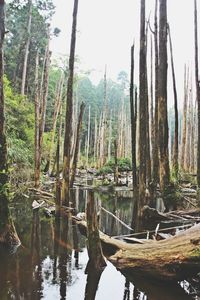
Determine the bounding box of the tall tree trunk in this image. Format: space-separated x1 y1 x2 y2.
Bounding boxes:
114 140 119 185
130 44 137 188
158 0 170 190
0 0 6 178
153 0 159 183
34 51 40 187
62 0 79 205
181 66 188 171
139 0 147 210
86 105 91 168
145 26 151 184
0 0 20 247
47 74 64 174
194 0 200 198
70 102 85 188
168 24 179 180
34 38 50 187
107 110 112 162
21 0 32 95
55 106 63 215
150 37 155 178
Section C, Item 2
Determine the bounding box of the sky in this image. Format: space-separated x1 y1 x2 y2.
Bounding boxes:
50 0 199 105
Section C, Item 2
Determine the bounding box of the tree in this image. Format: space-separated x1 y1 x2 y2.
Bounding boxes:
152 0 159 183
168 24 179 180
130 43 137 188
0 0 19 247
139 0 147 211
194 0 200 199
62 0 79 205
158 0 170 190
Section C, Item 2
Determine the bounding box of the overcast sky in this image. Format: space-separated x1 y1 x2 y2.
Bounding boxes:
50 0 199 106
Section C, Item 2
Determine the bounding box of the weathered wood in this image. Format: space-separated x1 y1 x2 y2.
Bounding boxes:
100 206 134 231
74 218 200 281
86 191 106 272
62 0 79 205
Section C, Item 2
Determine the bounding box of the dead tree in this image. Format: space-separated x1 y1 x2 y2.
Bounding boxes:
130 43 137 188
70 102 85 188
62 0 79 205
34 39 50 187
181 66 188 171
158 0 170 190
21 0 32 95
194 0 200 197
168 24 179 180
86 191 106 272
139 0 147 210
0 0 20 247
153 0 159 183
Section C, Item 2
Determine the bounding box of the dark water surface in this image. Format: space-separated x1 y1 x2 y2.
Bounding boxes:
0 188 199 299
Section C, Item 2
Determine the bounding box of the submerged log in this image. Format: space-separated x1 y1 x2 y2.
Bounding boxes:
74 218 200 281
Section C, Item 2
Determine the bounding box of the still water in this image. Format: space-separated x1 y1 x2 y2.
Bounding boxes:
0 188 199 300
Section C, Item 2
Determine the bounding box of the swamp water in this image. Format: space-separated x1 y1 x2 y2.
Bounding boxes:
0 188 199 300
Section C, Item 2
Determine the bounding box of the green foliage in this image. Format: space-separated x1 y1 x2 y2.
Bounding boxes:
97 157 131 175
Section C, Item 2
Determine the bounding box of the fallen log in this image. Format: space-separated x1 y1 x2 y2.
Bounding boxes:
73 217 200 281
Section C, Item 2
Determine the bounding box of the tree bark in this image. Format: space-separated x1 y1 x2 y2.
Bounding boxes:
21 0 32 95
181 66 188 171
130 44 137 188
0 0 20 248
70 102 85 188
158 0 170 190
139 0 147 210
85 191 106 272
34 51 40 187
194 0 200 197
168 24 179 180
62 0 79 205
75 219 200 281
152 0 159 183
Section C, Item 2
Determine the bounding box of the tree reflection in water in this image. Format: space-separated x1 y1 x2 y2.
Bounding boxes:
0 190 199 299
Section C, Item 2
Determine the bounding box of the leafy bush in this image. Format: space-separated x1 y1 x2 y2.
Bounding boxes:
96 157 132 175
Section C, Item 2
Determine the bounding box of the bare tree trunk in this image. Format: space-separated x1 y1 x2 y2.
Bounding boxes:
70 102 85 188
194 0 200 198
107 110 112 162
139 0 147 210
55 107 63 215
48 74 64 174
114 140 118 185
145 27 151 184
181 66 188 171
158 0 170 190
86 105 91 168
34 51 40 187
34 38 50 187
150 37 154 174
190 98 195 173
168 24 179 180
21 0 32 95
130 44 137 188
0 0 6 178
0 0 20 247
153 0 159 183
184 84 192 172
62 0 79 205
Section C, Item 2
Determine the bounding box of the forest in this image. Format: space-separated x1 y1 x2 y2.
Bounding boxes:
0 0 200 299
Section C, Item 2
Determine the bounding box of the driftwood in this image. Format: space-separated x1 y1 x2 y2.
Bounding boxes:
142 205 200 223
100 206 134 231
73 217 200 281
28 188 54 198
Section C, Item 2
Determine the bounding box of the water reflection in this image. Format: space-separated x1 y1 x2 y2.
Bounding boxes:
0 190 199 299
